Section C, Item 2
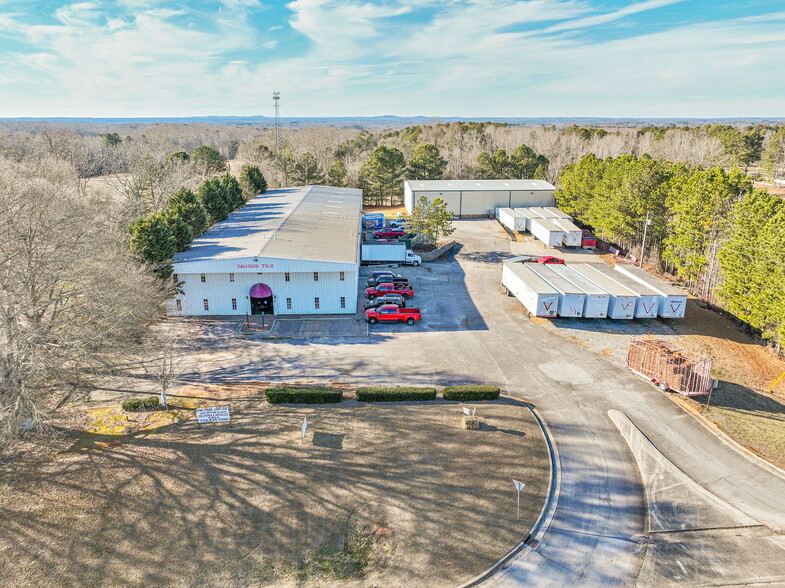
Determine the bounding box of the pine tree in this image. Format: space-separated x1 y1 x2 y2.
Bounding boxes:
128 213 177 264
358 146 406 205
239 165 267 198
190 145 227 174
509 144 549 179
198 178 230 222
408 196 455 245
169 188 209 236
407 143 447 180
163 209 193 252
291 152 326 186
219 173 245 210
327 161 348 187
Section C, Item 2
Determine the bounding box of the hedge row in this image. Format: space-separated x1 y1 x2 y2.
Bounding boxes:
120 396 161 411
355 386 437 402
265 386 343 404
442 385 501 401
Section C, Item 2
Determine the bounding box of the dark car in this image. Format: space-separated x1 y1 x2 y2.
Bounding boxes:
364 293 406 309
366 272 406 287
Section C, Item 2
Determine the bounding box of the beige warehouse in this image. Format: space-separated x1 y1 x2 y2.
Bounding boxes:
404 179 556 217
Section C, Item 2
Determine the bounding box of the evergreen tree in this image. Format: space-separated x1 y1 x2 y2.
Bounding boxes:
291 152 326 186
509 144 549 179
407 143 447 180
408 196 455 245
198 178 230 222
128 213 177 264
169 188 209 236
239 165 267 198
219 173 245 210
476 149 513 179
762 128 785 180
166 151 190 164
327 161 349 187
358 145 406 205
163 209 193 252
190 145 227 173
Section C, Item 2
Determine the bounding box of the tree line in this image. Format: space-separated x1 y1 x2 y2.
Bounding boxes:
556 155 785 347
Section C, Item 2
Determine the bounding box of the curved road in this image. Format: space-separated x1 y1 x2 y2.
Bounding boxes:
191 220 785 586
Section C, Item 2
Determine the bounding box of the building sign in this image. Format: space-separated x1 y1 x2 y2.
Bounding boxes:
196 406 231 424
236 263 275 269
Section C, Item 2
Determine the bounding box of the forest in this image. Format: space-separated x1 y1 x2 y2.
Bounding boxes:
1 120 785 446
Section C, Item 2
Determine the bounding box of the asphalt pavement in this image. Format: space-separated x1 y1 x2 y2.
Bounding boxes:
183 219 785 586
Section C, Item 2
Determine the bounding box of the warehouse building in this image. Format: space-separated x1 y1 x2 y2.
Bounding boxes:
404 179 556 217
167 185 362 316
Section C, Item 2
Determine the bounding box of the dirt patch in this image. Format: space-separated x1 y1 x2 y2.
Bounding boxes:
0 399 548 588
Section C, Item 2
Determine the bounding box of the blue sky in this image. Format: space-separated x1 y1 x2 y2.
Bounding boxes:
0 0 783 117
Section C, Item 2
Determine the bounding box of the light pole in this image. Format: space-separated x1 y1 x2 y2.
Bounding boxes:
639 211 652 267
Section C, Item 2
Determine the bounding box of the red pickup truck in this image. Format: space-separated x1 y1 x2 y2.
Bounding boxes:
365 304 422 325
365 282 414 300
373 228 407 239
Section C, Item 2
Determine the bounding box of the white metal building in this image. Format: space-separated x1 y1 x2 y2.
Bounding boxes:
167 185 362 317
404 179 556 217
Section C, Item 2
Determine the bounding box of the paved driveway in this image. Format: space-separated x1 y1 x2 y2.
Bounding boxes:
183 220 785 586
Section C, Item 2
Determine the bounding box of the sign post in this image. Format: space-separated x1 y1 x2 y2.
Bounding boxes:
513 479 525 521
462 407 476 417
301 415 308 444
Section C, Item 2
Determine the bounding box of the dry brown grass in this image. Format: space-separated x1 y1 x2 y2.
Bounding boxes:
0 398 548 588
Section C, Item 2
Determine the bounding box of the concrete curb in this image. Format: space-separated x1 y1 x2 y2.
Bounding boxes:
455 402 561 588
668 394 785 482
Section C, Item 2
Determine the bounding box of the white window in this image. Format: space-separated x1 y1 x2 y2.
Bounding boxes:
313 272 319 282
229 273 235 282
340 296 346 309
203 299 209 311
285 272 290 282
339 272 345 281
200 274 206 283
314 297 320 309
286 297 292 310
231 298 237 310
175 299 182 311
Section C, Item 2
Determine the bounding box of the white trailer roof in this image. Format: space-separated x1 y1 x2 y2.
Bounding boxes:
172 185 362 265
527 207 550 218
570 264 637 297
549 265 608 296
497 207 524 217
590 264 659 296
543 207 572 219
614 264 686 296
514 208 536 218
504 262 559 295
551 218 582 232
405 179 555 191
527 264 584 295
531 217 562 232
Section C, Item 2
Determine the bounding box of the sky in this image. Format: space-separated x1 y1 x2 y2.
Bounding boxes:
0 0 783 118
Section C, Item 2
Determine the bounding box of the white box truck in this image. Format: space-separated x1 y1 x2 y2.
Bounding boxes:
530 218 564 247
496 208 526 232
361 242 422 266
552 218 582 247
614 265 687 318
502 262 559 317
549 264 610 318
571 264 637 319
588 264 659 318
527 264 586 317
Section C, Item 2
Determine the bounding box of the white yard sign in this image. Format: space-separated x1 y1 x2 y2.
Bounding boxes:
196 406 231 424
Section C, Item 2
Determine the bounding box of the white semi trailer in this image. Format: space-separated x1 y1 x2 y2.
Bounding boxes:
496 208 526 232
614 265 687 318
502 262 559 317
527 264 586 317
552 218 583 247
513 208 537 231
530 218 563 247
588 264 659 319
571 264 638 319
549 264 610 318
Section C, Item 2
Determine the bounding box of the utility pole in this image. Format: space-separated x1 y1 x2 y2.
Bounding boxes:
639 211 651 268
272 91 281 154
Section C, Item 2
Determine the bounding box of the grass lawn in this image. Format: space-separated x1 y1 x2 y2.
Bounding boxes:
0 397 549 588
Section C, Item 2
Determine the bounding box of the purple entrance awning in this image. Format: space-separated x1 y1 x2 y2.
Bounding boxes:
249 283 272 298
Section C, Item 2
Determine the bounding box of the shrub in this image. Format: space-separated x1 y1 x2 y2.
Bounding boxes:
265 386 343 404
355 386 436 402
120 396 161 411
442 385 501 401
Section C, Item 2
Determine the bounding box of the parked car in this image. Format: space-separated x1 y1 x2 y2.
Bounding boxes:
366 271 405 287
364 293 406 309
388 218 410 229
537 256 565 264
373 228 407 239
366 276 410 289
365 304 422 325
365 282 414 300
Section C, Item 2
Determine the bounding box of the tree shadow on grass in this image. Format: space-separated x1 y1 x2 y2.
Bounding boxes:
695 381 785 424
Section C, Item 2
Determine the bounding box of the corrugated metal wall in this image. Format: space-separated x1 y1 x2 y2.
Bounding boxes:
167 269 359 316
410 189 555 217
